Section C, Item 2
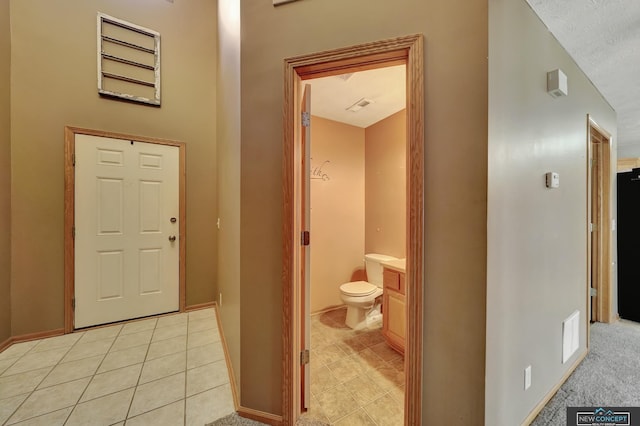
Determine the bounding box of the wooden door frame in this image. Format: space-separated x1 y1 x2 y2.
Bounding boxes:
282 34 424 425
64 126 187 333
586 116 613 327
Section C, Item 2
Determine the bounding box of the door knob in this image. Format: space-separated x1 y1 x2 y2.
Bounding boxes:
169 236 176 242
170 217 177 223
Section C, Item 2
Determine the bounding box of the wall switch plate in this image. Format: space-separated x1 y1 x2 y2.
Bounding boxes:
524 365 532 390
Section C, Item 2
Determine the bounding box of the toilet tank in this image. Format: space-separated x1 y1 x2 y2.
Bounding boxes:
364 253 398 287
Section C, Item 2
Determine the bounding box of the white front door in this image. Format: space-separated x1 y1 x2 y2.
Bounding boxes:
74 134 180 328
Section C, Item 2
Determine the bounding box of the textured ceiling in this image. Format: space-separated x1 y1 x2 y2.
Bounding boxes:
311 3 638 144
527 0 640 147
308 65 406 128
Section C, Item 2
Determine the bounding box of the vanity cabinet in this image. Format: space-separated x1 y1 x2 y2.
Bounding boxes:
382 267 405 354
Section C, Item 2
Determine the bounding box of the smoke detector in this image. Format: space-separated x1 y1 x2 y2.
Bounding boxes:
547 69 568 98
346 98 374 112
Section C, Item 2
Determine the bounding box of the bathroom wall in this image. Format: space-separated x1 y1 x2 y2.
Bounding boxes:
0 0 11 345
9 0 218 336
365 109 406 259
486 0 617 424
310 116 365 313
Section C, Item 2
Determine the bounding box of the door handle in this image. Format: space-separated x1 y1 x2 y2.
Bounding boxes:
168 236 176 242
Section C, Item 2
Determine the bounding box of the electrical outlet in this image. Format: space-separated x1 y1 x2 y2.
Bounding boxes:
524 365 532 390
219 292 223 307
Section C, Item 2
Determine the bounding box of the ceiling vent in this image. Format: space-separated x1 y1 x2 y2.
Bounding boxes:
346 98 374 112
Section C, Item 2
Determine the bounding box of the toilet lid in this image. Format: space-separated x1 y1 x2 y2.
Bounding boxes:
340 281 377 297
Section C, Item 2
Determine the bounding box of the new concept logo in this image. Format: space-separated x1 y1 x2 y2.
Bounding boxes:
568 407 636 426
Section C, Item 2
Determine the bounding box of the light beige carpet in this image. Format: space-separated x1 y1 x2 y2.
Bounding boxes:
531 320 640 425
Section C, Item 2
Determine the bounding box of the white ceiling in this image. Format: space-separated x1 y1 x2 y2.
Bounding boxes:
527 0 640 148
307 65 406 128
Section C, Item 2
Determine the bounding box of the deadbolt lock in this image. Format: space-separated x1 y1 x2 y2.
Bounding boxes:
170 217 177 223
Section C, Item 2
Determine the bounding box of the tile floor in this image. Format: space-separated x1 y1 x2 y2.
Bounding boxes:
303 307 405 425
0 308 234 426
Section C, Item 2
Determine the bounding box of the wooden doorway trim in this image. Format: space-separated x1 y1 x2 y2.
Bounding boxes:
617 157 640 172
64 126 187 333
282 34 424 426
586 116 613 326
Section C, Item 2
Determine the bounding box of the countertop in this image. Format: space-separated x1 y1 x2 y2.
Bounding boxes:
380 258 406 273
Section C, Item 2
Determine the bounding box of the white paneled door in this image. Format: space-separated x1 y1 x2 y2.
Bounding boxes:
74 134 180 329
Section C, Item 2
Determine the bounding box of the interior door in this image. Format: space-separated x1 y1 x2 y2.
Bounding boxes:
74 134 180 328
300 84 311 410
590 141 602 322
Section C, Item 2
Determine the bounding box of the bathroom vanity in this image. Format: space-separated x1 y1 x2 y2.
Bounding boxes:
380 259 406 354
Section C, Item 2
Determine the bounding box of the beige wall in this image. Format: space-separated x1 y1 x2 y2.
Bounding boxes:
365 110 406 259
310 116 365 313
239 0 488 418
217 0 242 396
486 0 617 424
10 0 218 335
0 0 11 344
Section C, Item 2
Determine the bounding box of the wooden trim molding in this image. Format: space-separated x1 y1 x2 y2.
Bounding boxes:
404 34 425 426
178 143 187 312
213 301 283 425
617 157 640 172
64 127 76 334
0 337 11 353
0 329 65 354
282 34 424 426
213 301 240 410
185 301 216 312
521 349 588 425
237 407 283 426
64 126 187 333
586 116 613 325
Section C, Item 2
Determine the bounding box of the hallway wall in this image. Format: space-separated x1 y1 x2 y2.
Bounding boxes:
9 0 218 336
0 0 11 344
487 0 617 424
239 0 488 418
217 0 242 398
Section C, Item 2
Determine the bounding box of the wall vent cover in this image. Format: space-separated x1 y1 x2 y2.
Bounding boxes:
97 13 161 106
346 98 374 112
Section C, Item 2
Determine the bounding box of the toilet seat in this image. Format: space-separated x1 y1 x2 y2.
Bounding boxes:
340 281 377 297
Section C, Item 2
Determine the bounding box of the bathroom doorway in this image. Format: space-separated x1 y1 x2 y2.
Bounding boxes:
303 65 407 424
282 35 424 425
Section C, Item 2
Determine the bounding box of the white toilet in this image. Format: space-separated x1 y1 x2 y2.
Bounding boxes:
340 253 398 329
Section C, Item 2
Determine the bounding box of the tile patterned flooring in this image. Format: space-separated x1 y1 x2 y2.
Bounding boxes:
304 307 405 425
0 308 234 426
